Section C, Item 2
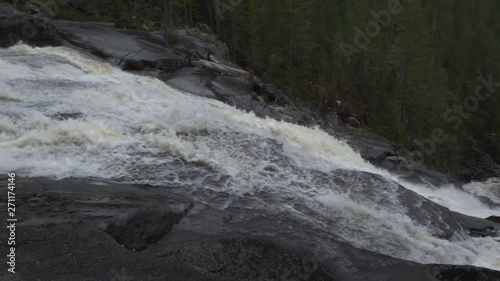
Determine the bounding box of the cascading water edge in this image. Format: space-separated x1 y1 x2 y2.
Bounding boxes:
1 44 500 272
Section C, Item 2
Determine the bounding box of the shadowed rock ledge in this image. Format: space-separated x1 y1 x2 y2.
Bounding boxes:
0 177 499 281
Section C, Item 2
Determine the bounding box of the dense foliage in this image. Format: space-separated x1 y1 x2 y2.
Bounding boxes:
205 0 500 173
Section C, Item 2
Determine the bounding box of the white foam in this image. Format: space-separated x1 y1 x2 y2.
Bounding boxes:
393 180 500 218
464 178 500 205
316 191 500 267
1 44 500 271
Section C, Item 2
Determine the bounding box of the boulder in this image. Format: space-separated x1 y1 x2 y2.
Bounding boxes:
189 59 256 108
25 0 59 17
378 155 417 176
332 170 460 239
332 127 395 164
453 213 500 238
396 165 450 187
195 22 213 34
195 59 253 82
348 116 361 128
253 80 291 106
458 138 500 182
0 3 23 17
0 15 60 47
67 0 88 13
174 27 230 61
52 20 186 71
161 67 218 100
334 100 354 120
487 216 500 224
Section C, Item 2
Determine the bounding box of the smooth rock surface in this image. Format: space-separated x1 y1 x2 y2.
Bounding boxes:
0 15 60 47
53 20 186 70
1 177 499 281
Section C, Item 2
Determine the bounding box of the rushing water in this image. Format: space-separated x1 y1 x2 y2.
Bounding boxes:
464 178 500 205
1 44 500 270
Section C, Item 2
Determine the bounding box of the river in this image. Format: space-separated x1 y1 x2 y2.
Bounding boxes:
1 44 499 271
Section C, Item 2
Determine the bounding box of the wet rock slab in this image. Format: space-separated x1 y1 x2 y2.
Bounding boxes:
0 177 499 281
52 20 186 71
0 15 60 47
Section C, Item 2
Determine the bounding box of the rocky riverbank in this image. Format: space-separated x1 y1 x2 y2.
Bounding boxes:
0 2 478 188
1 177 500 281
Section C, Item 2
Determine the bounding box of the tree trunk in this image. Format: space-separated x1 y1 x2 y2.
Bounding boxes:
169 0 173 26
331 40 337 87
288 0 293 95
183 0 189 26
231 11 237 61
208 0 214 31
188 0 194 27
400 25 411 122
215 0 221 36
163 0 169 46
113 0 120 24
321 0 325 36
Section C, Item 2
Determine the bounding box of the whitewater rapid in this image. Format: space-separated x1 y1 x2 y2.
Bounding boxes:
1 44 500 270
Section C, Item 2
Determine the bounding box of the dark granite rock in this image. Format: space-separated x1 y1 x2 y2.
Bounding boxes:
487 216 500 224
51 112 83 120
105 209 186 252
0 3 23 17
399 166 450 187
52 20 186 71
451 213 500 238
0 177 498 281
331 170 496 240
458 138 500 182
253 78 291 106
174 27 230 60
67 0 88 13
195 22 213 34
0 15 60 47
